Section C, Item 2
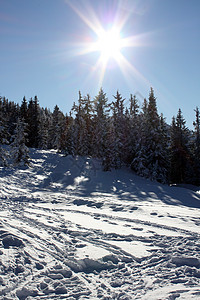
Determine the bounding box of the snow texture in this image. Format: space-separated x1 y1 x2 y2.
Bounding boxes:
0 149 200 299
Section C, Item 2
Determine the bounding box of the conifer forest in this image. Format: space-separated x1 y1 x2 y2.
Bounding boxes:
0 88 200 185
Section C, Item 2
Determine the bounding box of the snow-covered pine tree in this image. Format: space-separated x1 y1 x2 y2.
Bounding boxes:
102 117 115 171
64 113 75 156
169 116 179 183
72 92 93 156
122 107 132 165
193 107 200 185
93 88 110 159
158 113 170 182
169 109 193 183
1 97 19 143
145 88 169 182
27 96 40 148
132 89 168 182
20 96 28 123
48 105 66 151
127 94 140 165
82 94 94 156
110 91 126 169
71 92 83 155
0 97 9 166
131 98 149 177
0 146 7 167
0 99 9 145
38 108 51 149
11 118 30 167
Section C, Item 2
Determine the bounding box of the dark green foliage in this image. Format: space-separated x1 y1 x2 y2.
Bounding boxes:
11 118 30 166
20 97 28 122
27 96 40 148
64 114 75 156
48 105 66 151
0 90 199 185
0 146 8 166
71 91 94 156
132 89 169 183
169 109 194 184
192 107 200 185
93 88 110 159
110 91 126 169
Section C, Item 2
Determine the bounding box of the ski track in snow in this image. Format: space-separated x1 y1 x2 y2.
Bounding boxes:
0 149 200 299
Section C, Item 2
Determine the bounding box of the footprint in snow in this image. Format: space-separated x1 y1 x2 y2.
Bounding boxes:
130 206 138 211
2 234 24 249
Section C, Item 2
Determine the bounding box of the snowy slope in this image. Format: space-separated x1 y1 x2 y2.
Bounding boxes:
0 149 200 300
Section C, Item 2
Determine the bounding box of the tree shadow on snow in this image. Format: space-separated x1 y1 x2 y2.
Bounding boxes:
58 159 200 209
29 153 200 210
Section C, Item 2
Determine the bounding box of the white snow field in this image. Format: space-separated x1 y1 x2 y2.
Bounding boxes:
0 149 200 300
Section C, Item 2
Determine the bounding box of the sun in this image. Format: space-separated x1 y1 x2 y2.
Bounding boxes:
65 1 151 89
94 28 123 62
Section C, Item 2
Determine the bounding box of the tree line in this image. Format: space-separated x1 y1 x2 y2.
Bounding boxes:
0 88 199 185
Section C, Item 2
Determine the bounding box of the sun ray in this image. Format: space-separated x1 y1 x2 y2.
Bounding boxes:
114 0 133 32
97 55 108 88
115 51 152 90
65 0 103 36
82 54 108 93
71 42 99 56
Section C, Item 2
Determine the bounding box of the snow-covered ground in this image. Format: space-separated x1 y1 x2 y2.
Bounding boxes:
0 149 200 300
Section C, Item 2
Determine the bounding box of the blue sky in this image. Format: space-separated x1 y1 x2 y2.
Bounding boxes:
0 0 200 127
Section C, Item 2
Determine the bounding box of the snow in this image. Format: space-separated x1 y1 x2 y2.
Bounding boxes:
0 149 200 299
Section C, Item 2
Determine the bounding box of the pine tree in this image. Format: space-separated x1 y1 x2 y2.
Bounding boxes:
71 92 84 155
20 97 28 122
8 103 20 141
131 98 149 177
49 105 66 151
27 96 40 148
102 117 115 171
0 145 8 167
146 88 169 182
110 91 126 168
193 107 200 185
0 96 16 143
11 118 30 167
132 89 168 182
169 109 193 183
128 94 140 165
0 101 8 145
72 92 93 156
64 113 75 156
93 88 109 159
158 113 170 182
170 116 180 183
38 108 51 149
82 94 94 156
